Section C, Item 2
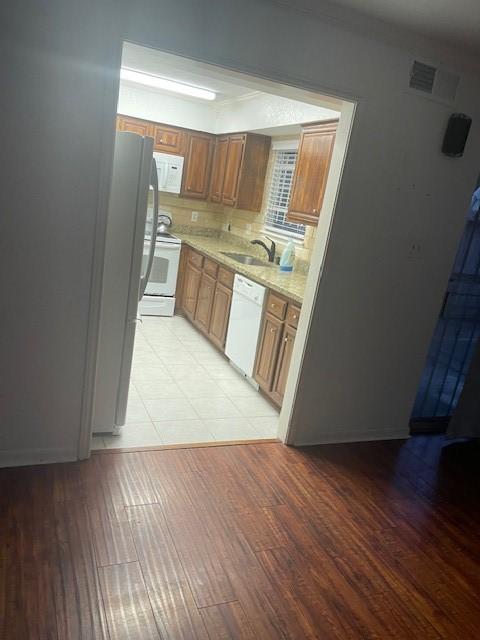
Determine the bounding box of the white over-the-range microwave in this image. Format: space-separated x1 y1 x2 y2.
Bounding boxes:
153 151 184 194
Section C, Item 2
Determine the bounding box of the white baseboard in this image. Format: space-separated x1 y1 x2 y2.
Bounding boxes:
294 427 410 447
0 447 77 469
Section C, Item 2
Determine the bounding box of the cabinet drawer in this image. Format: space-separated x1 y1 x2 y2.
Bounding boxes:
218 267 234 289
286 304 301 328
188 248 204 269
266 292 287 320
203 257 218 278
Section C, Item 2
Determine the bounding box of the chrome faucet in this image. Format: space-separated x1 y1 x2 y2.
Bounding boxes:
251 236 276 263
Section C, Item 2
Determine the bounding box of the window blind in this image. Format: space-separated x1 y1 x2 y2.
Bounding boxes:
264 150 305 240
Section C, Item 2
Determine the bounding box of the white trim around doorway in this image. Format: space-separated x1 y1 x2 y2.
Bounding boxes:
77 42 357 460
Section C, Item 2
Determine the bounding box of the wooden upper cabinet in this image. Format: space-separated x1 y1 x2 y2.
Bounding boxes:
210 133 270 211
117 115 153 137
287 120 338 226
181 132 215 199
117 117 186 154
152 124 187 155
221 134 245 206
116 116 271 208
236 133 271 211
210 136 229 203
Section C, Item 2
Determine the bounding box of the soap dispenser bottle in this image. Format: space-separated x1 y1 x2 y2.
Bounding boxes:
279 241 295 273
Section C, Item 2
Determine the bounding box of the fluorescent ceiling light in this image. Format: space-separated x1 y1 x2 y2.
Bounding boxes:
120 67 216 101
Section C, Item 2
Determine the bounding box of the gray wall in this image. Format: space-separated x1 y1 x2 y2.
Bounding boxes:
1 0 479 463
0 1 120 464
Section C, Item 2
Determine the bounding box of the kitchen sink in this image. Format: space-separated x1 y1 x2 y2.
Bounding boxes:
221 251 271 267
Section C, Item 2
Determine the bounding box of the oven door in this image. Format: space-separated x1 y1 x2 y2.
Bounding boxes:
144 242 181 296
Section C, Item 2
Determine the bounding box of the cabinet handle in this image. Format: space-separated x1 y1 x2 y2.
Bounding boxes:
271 303 276 309
270 327 277 333
292 314 297 320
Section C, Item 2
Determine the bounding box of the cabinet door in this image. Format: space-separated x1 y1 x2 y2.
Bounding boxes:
182 262 202 320
287 121 337 226
117 116 154 137
209 136 229 202
236 134 271 212
222 134 245 206
181 132 214 199
175 245 189 312
270 325 296 406
195 271 216 333
152 124 187 155
208 283 232 350
254 313 283 391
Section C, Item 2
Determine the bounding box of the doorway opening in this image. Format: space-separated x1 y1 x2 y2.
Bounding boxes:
410 180 480 433
90 42 354 451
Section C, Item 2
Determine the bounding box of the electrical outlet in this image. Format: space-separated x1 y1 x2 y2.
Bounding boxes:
222 222 229 231
191 211 198 222
246 223 252 234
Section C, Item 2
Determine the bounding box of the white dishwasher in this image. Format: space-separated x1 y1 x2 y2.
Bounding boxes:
225 274 266 378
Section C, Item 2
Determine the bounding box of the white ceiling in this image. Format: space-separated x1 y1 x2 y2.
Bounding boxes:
121 42 343 111
122 43 257 102
283 0 480 55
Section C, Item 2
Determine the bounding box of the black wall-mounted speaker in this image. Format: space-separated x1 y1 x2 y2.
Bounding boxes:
442 113 472 157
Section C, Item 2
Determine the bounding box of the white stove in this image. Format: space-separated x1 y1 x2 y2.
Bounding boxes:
145 231 182 244
139 231 182 316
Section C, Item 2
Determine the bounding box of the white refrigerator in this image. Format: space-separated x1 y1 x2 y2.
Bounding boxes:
92 131 159 434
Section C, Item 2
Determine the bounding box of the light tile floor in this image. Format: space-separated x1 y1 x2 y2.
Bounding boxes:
92 315 280 449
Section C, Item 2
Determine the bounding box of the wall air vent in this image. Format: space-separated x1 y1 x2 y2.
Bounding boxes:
410 61 436 93
409 60 460 104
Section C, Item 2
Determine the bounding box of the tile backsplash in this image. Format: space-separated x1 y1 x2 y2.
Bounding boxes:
158 192 223 231
222 207 317 264
158 192 317 270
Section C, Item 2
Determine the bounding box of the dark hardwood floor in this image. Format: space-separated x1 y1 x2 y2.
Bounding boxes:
1 436 480 639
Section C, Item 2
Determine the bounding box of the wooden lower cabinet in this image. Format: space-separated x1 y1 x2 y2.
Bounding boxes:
182 261 202 319
254 313 283 391
195 271 216 332
179 247 234 345
208 283 232 350
270 324 296 406
179 246 300 409
255 293 301 407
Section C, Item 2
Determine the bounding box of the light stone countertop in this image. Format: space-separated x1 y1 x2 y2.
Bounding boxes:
174 232 308 304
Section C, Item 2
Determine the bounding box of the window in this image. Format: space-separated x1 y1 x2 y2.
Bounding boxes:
264 149 305 241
